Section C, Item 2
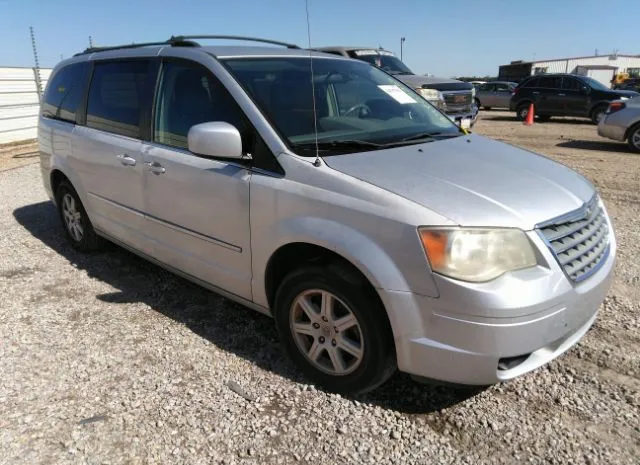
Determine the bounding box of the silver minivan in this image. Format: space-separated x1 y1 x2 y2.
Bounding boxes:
39 36 616 394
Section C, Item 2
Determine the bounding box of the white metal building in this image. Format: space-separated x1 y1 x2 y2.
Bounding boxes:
498 54 640 86
0 66 52 144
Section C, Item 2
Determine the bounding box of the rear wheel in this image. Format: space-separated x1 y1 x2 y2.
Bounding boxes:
590 105 608 125
516 103 531 121
628 123 640 153
274 265 396 394
55 180 103 252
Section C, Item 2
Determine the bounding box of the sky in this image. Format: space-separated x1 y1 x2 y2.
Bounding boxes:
1 0 638 77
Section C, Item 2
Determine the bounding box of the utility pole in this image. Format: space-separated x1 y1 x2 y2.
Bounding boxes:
400 37 406 61
29 26 43 103
89 36 94 48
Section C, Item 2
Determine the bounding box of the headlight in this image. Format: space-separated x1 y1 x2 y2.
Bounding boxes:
417 88 441 101
418 227 537 282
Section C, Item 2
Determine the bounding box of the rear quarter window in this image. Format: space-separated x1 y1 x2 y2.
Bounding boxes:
42 62 90 123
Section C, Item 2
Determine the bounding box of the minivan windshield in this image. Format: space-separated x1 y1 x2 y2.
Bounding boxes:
222 57 460 155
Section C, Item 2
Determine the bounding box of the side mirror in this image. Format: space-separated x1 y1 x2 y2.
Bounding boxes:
187 122 243 159
580 86 590 94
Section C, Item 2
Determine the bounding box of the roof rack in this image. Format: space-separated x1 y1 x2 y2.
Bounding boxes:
76 38 199 56
169 35 300 49
75 35 300 56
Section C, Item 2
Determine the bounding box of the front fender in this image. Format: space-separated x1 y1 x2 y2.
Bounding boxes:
252 216 440 362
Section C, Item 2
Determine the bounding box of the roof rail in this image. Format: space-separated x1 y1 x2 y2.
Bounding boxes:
73 35 299 57
75 38 200 56
169 35 300 49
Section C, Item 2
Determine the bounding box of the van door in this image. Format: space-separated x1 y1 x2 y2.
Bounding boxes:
141 59 252 300
72 60 156 252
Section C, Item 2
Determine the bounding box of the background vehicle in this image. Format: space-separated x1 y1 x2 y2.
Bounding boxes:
510 73 639 124
475 81 517 110
314 46 478 129
613 77 640 92
598 98 640 152
39 36 615 395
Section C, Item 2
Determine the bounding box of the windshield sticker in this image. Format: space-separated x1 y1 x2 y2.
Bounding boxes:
378 85 417 104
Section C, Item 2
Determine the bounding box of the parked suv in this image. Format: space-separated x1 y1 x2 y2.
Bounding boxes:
39 36 616 394
510 73 639 124
314 46 478 129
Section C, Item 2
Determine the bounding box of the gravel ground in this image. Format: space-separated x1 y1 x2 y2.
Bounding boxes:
1 112 639 464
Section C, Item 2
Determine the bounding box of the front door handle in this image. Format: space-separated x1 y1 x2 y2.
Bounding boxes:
145 161 166 175
557 93 566 96
117 153 137 166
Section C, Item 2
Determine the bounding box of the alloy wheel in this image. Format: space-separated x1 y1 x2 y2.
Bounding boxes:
61 193 84 242
631 128 640 150
290 289 364 376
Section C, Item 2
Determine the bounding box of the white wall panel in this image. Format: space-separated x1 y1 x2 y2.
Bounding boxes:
0 66 52 144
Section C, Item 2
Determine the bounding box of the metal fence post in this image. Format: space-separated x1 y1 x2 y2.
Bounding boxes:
30 26 43 103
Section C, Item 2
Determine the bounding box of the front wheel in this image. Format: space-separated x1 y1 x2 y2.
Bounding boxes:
628 124 640 153
591 105 608 125
274 265 396 394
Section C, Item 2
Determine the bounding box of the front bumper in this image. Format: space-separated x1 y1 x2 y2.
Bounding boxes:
445 108 479 127
380 224 616 385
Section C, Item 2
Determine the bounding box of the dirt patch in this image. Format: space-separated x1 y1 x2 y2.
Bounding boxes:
0 140 39 172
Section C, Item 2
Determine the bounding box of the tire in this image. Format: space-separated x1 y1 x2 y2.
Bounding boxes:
537 115 551 122
55 180 104 252
516 103 531 121
590 105 608 125
627 123 640 153
474 99 482 110
274 264 396 394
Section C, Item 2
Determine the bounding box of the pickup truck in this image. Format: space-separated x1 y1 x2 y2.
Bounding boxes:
314 46 478 129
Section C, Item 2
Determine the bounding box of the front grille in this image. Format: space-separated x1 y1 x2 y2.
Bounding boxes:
538 197 610 283
442 91 472 113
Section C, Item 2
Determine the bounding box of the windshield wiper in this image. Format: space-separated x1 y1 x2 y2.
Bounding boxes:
397 131 462 143
293 140 386 150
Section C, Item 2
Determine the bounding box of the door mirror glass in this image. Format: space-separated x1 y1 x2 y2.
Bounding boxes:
188 122 243 159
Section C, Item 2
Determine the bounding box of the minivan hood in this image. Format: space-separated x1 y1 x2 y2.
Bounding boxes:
323 134 595 230
395 74 473 92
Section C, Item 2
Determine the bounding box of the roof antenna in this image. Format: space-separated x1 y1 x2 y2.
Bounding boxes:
305 0 321 167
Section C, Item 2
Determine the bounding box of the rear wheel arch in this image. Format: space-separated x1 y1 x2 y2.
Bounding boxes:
50 169 70 203
625 122 640 152
624 121 640 140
